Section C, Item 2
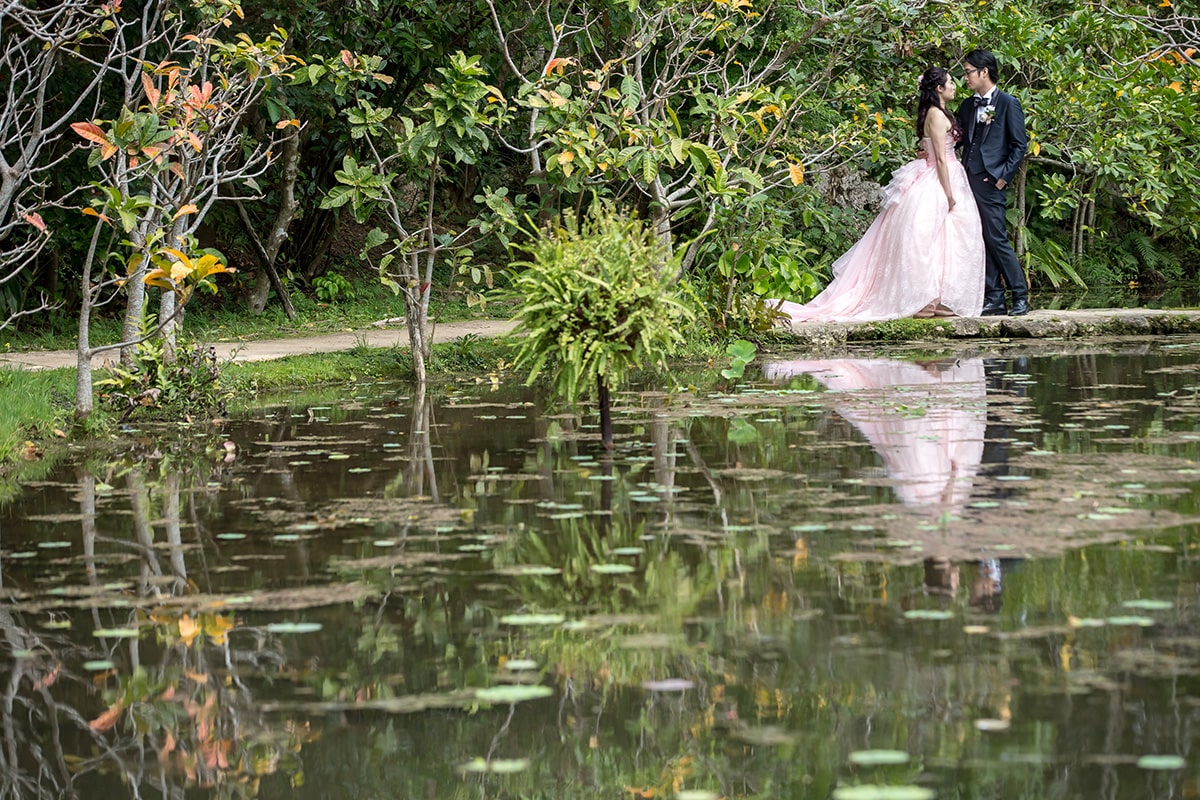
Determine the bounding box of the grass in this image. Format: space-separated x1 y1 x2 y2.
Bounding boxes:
0 367 86 475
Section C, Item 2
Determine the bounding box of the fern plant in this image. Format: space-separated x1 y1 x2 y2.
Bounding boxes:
506 203 695 448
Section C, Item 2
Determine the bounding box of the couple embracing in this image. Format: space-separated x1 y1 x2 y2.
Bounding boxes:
775 49 1030 323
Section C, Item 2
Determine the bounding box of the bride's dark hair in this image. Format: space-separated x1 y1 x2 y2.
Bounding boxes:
916 66 961 140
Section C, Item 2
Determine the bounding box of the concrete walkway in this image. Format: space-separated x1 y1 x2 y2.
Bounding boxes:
4 307 1200 371
0 319 517 371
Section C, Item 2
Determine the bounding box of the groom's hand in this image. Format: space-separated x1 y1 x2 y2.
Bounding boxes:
995 178 1008 190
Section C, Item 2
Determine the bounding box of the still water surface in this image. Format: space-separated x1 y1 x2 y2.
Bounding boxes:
4 339 1200 799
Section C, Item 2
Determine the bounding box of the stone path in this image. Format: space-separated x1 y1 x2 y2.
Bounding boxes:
777 307 1200 347
0 319 517 371
4 307 1200 371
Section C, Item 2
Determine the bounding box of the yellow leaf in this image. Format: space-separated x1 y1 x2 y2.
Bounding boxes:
788 162 804 185
559 150 575 163
178 614 200 646
875 112 883 132
1031 140 1041 156
1168 81 1183 93
586 80 602 91
173 203 199 220
204 614 235 645
170 262 191 283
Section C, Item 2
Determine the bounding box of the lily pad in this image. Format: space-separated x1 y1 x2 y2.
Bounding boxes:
266 622 323 634
590 563 636 574
642 678 695 692
848 750 910 766
903 610 954 621
1105 616 1154 627
83 660 116 671
503 659 539 671
832 786 935 800
459 757 530 774
474 685 553 703
93 627 141 638
1121 599 1173 611
1136 755 1185 770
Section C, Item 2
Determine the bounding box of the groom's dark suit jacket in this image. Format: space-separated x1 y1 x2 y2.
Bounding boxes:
955 89 1027 183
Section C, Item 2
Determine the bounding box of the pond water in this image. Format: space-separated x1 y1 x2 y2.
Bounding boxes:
4 338 1200 799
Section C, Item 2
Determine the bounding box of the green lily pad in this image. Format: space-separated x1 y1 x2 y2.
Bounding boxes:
1105 616 1154 627
832 786 935 800
848 750 910 766
1121 599 1173 611
266 622 323 634
93 627 141 638
474 685 553 703
1137 755 1185 770
459 757 530 774
590 563 636 574
83 660 115 671
903 610 954 620
503 659 539 671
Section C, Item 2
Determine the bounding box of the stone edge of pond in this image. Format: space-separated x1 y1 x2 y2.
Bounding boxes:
774 308 1200 346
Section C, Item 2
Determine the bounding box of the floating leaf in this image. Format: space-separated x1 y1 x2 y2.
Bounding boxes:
266 622 323 634
1121 599 1173 611
515 565 561 576
1106 616 1154 627
677 792 720 800
642 678 695 692
612 547 645 556
93 628 141 638
474 685 553 703
1137 755 1185 770
903 610 954 620
83 660 115 671
974 718 1011 731
503 659 539 671
848 750 910 766
590 563 635 574
832 786 935 800
459 757 530 773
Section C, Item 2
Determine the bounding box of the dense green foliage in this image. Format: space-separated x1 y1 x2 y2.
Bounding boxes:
507 204 694 404
1 0 1198 352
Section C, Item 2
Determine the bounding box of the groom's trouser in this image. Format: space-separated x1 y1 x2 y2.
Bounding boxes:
968 171 1028 307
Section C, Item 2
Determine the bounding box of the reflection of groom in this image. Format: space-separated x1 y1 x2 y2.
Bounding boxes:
957 49 1029 317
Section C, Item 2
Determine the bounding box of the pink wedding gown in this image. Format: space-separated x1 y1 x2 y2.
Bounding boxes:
774 135 984 322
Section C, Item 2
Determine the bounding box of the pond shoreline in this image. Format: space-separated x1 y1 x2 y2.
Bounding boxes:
777 307 1200 346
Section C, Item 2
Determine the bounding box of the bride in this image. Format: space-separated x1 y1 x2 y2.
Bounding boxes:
773 67 984 323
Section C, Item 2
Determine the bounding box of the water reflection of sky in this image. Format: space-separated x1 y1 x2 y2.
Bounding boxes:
2 345 1200 798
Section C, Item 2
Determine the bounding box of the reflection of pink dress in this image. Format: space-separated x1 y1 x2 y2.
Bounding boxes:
774 136 984 322
763 358 986 513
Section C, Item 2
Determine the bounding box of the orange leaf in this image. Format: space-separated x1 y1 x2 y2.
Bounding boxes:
141 72 160 106
186 131 203 152
275 118 300 129
100 142 119 161
81 207 111 222
340 49 356 68
23 212 47 232
788 162 804 186
545 57 573 76
173 203 199 220
71 121 110 146
89 703 123 731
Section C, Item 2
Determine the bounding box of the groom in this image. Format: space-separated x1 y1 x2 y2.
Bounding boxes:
957 49 1029 317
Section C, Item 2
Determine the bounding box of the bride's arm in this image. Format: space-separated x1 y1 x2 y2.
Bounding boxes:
926 113 955 211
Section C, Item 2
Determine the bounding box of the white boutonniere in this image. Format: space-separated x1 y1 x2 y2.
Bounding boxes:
976 104 996 125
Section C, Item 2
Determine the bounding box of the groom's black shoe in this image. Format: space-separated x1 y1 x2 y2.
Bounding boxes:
1009 298 1030 317
981 303 1007 316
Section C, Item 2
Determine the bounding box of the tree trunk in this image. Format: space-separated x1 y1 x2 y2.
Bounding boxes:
241 124 300 318
74 220 105 421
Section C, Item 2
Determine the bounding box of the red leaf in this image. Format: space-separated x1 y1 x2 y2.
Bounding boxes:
23 212 47 232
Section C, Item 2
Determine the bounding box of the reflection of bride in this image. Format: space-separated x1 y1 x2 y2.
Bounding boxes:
763 357 986 513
